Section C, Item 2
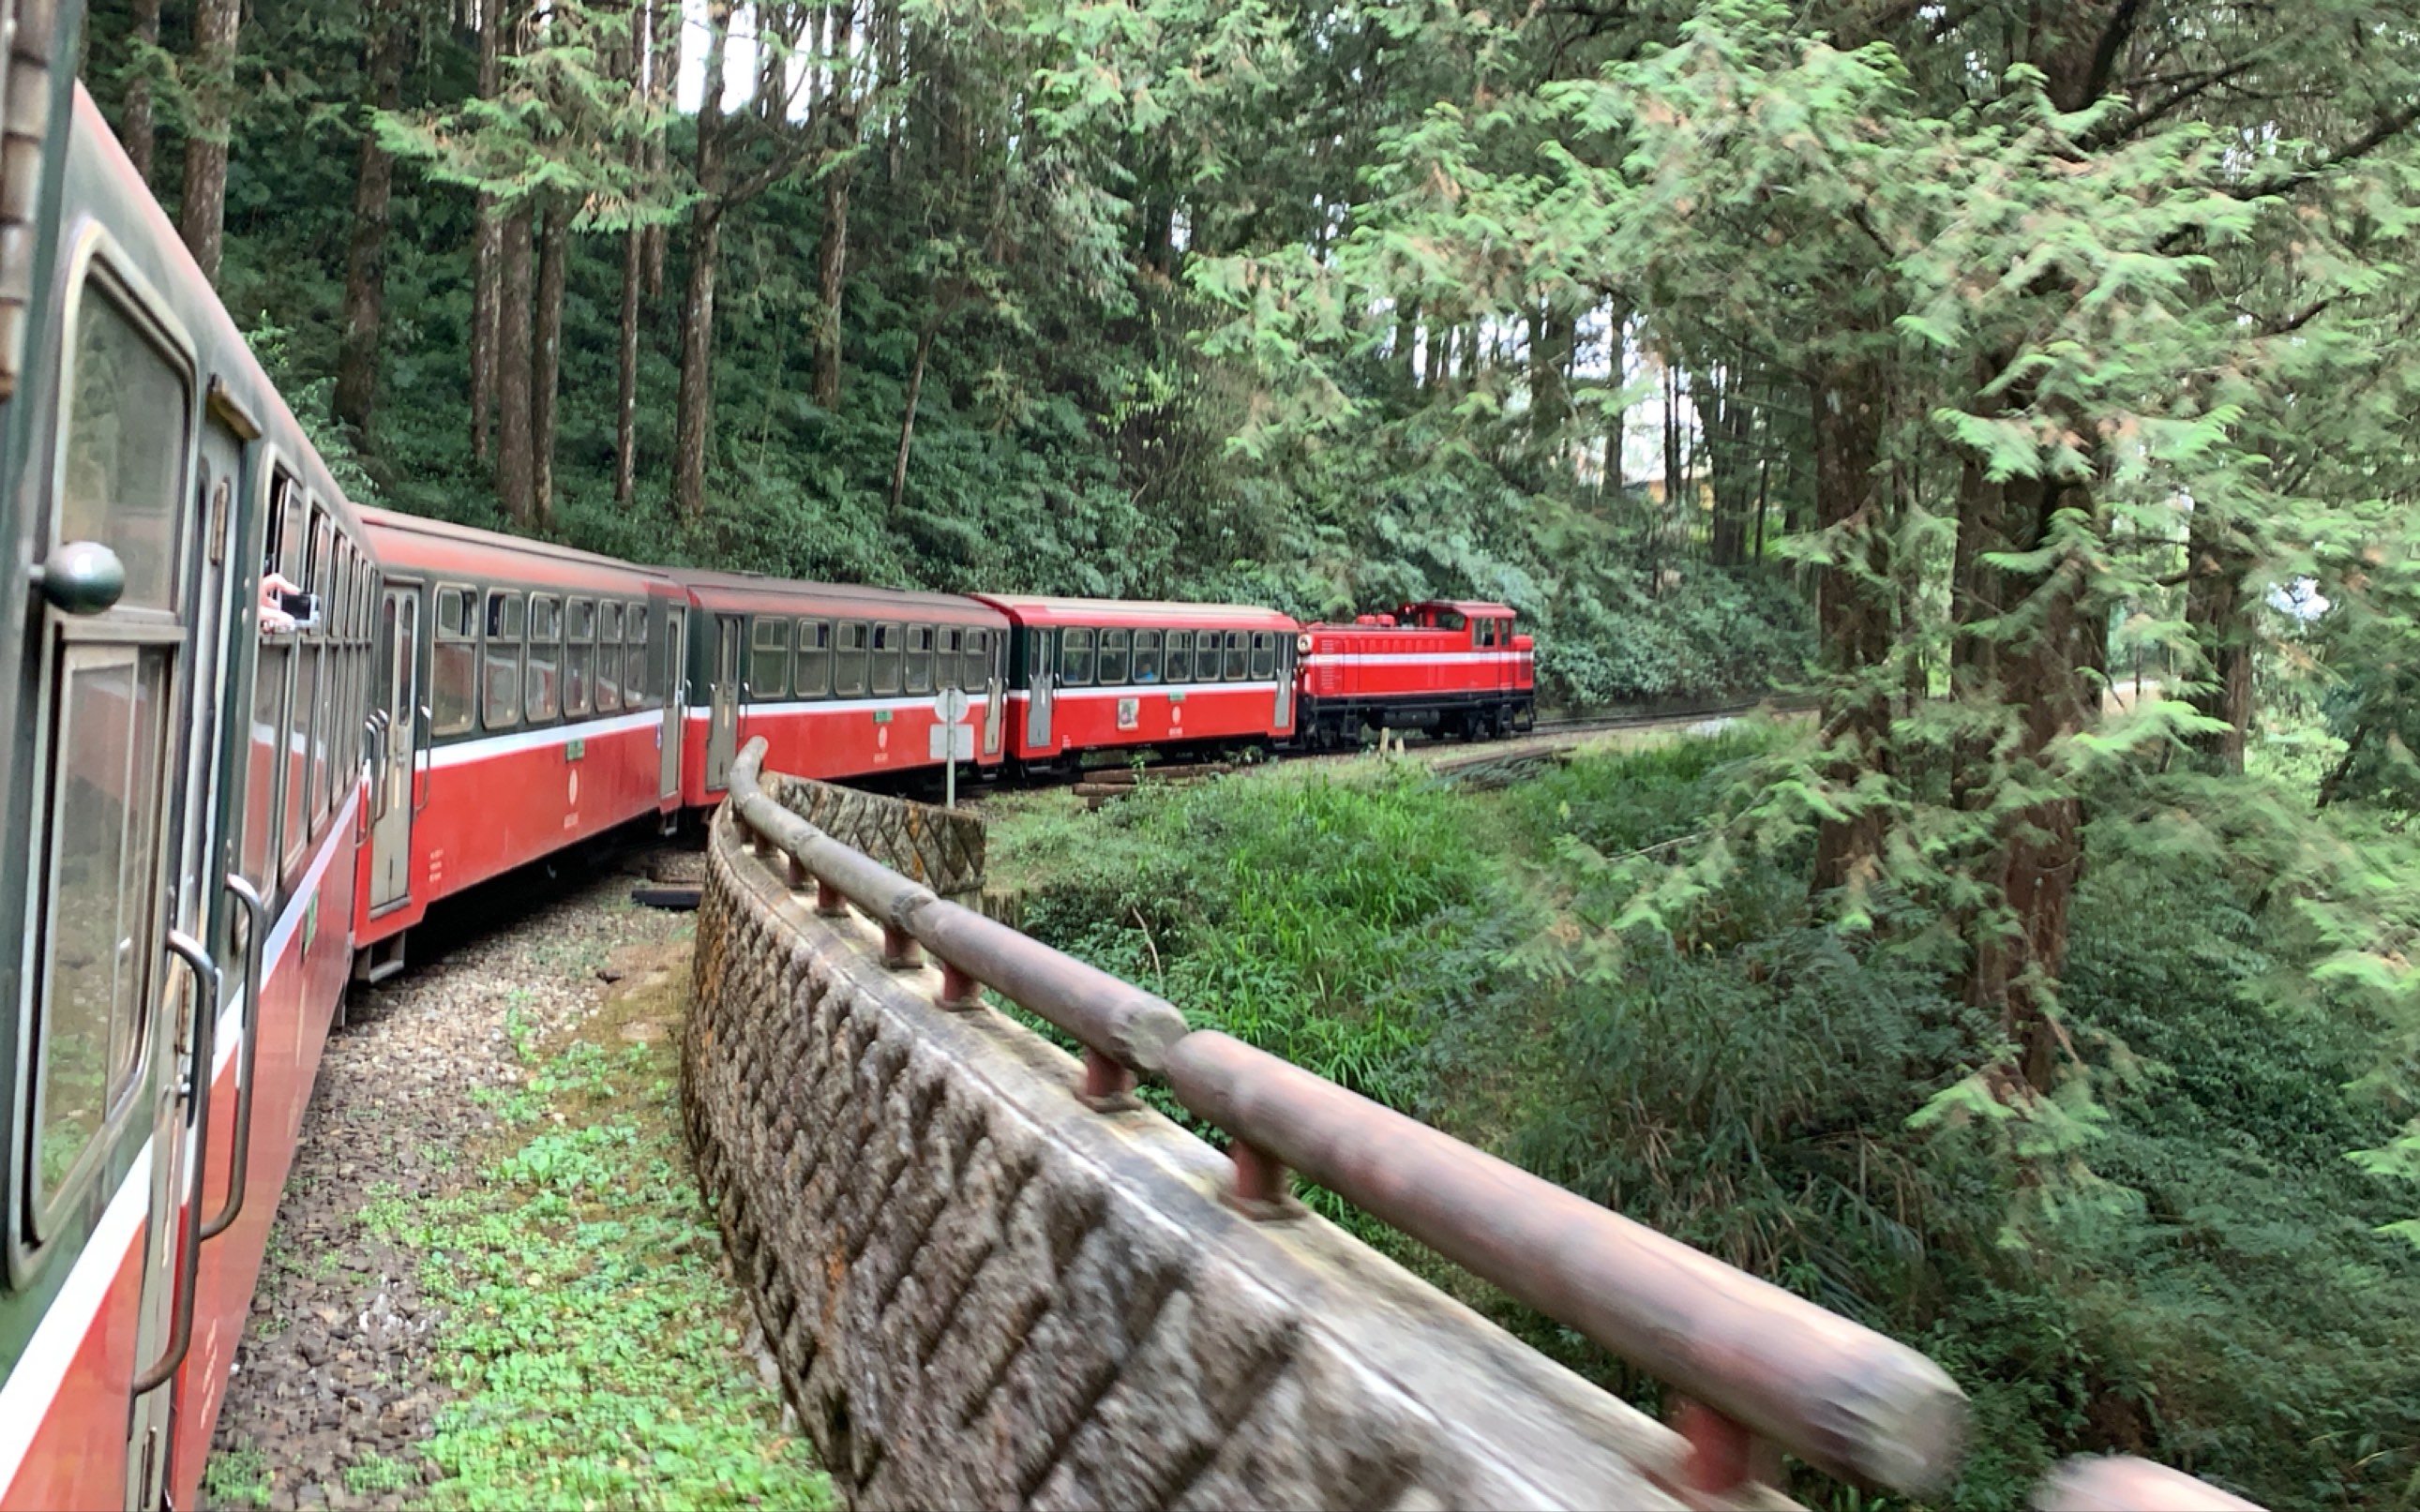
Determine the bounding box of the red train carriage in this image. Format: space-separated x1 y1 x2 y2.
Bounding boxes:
673 570 1009 802
3 86 374 1512
1295 600 1535 747
973 596 1299 771
348 509 686 981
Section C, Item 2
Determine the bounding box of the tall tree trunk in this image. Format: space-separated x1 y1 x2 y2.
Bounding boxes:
1527 301 1571 450
890 322 938 513
179 0 243 284
1809 352 1893 896
496 205 536 526
672 3 729 520
123 0 159 184
531 198 567 528
616 224 643 505
2183 504 2253 771
470 0 504 464
334 0 407 439
812 165 850 409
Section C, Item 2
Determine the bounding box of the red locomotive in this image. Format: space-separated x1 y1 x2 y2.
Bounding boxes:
1295 600 1536 748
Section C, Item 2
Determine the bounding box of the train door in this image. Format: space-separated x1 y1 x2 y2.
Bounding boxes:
368 584 420 911
1275 633 1296 731
707 614 741 789
1024 627 1054 750
981 630 1004 756
658 607 683 801
22 252 220 1507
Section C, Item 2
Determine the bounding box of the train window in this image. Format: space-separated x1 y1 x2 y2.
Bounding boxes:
27 644 173 1227
624 601 648 704
1026 628 1048 681
308 509 330 602
310 639 335 826
1133 630 1162 683
795 620 831 698
1195 633 1222 683
247 628 286 885
285 645 315 865
870 621 903 695
905 624 934 695
484 590 524 729
1060 627 1096 686
60 284 190 612
279 489 306 587
1224 630 1248 681
1165 630 1192 683
594 603 622 712
834 621 868 696
750 617 789 699
937 627 962 691
1436 610 1467 633
526 594 562 723
432 585 477 736
1250 632 1276 681
1098 628 1130 684
1475 618 1495 649
564 598 594 717
964 628 990 689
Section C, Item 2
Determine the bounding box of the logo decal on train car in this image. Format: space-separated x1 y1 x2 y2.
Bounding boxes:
1117 697 1139 731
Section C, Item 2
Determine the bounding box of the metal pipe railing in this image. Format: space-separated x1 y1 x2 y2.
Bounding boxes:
721 737 1965 1498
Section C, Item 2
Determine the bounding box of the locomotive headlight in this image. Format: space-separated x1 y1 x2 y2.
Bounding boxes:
1296 632 1313 653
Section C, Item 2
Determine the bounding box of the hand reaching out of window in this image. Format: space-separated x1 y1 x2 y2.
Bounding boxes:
260 571 300 634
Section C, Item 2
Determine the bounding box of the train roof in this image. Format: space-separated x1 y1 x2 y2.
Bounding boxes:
970 594 1297 630
357 507 674 592
671 567 1005 622
1411 600 1519 617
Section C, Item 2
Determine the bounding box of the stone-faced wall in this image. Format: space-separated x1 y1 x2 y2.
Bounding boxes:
770 773 985 903
685 810 1745 1512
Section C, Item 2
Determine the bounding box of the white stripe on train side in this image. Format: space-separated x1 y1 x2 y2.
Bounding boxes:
1002 679 1281 703
428 709 663 769
682 693 998 724
0 1142 157 1498
1299 651 1529 667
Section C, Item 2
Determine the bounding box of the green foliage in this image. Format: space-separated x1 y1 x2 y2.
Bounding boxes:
200 1443 273 1509
360 1029 830 1512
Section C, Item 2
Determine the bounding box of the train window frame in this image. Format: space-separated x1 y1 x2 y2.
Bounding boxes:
834 621 868 696
1224 630 1248 681
483 589 525 731
964 628 990 690
1249 631 1276 681
1060 627 1096 686
624 600 649 705
525 593 562 724
750 616 790 700
795 619 832 699
938 626 963 692
904 624 934 695
1133 630 1162 684
594 601 623 712
1475 617 1496 649
1165 630 1192 683
870 621 903 696
564 597 595 717
1098 628 1130 685
431 583 478 737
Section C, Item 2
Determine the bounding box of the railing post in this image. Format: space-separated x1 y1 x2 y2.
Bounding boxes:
1225 1138 1298 1220
815 878 847 918
784 852 809 891
1080 1047 1137 1111
1671 1400 1775 1501
937 962 983 1011
882 922 922 971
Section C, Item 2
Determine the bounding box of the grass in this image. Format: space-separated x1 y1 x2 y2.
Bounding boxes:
200 1443 272 1509
360 950 831 1512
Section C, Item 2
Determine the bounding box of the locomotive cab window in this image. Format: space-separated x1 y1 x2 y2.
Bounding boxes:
1250 632 1276 681
1475 618 1496 648
526 594 562 723
796 620 832 698
870 621 902 695
432 584 478 736
905 624 934 695
834 621 868 696
1098 629 1130 685
484 590 524 729
1060 627 1096 686
564 597 594 716
1133 630 1162 683
27 262 195 1237
1165 630 1192 683
750 617 789 699
594 601 622 711
1224 630 1248 681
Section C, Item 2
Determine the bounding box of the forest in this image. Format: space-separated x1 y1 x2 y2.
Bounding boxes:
86 0 2420 1503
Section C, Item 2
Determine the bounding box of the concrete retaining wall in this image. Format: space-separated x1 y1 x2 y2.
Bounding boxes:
770 773 986 903
684 809 1741 1511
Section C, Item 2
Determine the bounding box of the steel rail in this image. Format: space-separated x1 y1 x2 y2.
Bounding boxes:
721 734 1966 1499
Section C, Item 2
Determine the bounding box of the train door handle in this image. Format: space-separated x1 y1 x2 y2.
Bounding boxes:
131 929 221 1397
201 876 264 1242
413 704 432 815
